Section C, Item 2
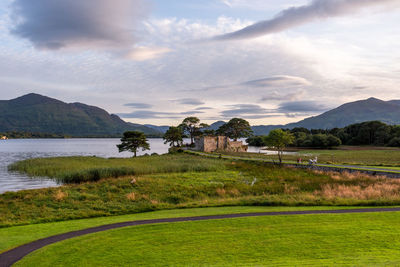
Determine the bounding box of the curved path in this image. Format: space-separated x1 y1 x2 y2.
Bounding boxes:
2 207 400 267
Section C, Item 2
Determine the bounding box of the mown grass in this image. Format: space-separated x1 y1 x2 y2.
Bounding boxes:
8 154 225 183
1 206 364 253
15 212 400 266
4 154 400 227
220 149 400 167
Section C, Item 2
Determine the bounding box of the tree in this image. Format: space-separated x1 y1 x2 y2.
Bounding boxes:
217 118 253 141
163 126 183 147
117 131 150 157
180 117 208 145
264 129 294 164
246 136 266 147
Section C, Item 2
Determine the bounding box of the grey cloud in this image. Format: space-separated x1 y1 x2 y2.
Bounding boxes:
195 107 214 110
118 110 178 119
173 98 205 106
214 0 398 41
219 101 330 120
10 0 147 49
190 75 310 93
181 110 205 115
124 102 153 109
260 90 305 102
119 110 204 119
353 86 368 90
243 76 311 88
278 101 329 113
221 104 276 119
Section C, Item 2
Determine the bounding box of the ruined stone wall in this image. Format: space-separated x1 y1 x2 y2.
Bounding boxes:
195 136 248 153
217 136 226 150
194 137 204 151
203 136 218 152
226 140 248 152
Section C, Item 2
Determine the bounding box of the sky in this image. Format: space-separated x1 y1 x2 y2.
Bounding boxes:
0 0 399 126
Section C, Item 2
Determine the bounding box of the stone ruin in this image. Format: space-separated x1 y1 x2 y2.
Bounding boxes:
194 136 248 153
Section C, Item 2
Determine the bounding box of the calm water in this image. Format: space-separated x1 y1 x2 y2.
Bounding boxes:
0 138 172 194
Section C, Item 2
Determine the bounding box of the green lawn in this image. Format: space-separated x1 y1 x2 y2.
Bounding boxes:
15 211 400 266
0 206 370 253
216 148 400 167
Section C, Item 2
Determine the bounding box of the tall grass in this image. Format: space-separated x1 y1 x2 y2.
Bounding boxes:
8 154 225 183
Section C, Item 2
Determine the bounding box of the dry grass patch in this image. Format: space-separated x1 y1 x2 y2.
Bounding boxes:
53 190 68 201
314 171 400 200
126 192 136 201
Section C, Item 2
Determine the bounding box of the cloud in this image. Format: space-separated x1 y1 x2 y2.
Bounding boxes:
243 75 311 88
10 0 148 50
352 86 368 90
125 46 171 61
213 0 399 41
221 104 277 119
118 109 204 119
124 102 152 109
119 110 179 119
173 98 205 106
220 0 233 8
194 75 311 93
195 107 214 110
277 101 329 113
260 90 305 102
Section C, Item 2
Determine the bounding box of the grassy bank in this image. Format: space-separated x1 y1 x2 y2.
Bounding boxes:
221 148 400 167
4 154 400 226
8 154 225 183
15 211 400 266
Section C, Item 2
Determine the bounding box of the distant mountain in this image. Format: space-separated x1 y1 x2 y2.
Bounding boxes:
0 93 162 137
252 97 400 135
388 100 400 106
251 125 284 136
208 121 226 130
144 124 170 134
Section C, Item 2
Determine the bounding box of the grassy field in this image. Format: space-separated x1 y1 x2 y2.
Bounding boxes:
4 154 400 226
8 154 225 183
219 148 400 167
14 211 400 266
1 206 367 253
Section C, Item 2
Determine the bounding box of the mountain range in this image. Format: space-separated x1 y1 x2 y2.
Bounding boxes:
250 97 400 135
0 94 399 137
0 93 161 137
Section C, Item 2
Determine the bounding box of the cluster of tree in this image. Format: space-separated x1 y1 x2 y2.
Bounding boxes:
117 117 253 157
0 131 70 139
163 117 253 147
247 121 400 148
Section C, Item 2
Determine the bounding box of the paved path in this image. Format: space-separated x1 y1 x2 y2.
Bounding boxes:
2 207 400 267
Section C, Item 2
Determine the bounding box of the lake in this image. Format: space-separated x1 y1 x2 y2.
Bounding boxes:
0 138 267 194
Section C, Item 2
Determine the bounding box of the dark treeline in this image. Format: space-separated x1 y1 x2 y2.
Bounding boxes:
0 131 69 139
0 131 163 139
247 121 400 148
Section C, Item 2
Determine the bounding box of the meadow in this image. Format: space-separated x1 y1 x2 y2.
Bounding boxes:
14 211 400 266
4 153 400 227
219 147 400 167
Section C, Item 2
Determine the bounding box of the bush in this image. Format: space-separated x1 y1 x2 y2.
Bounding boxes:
388 137 400 147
